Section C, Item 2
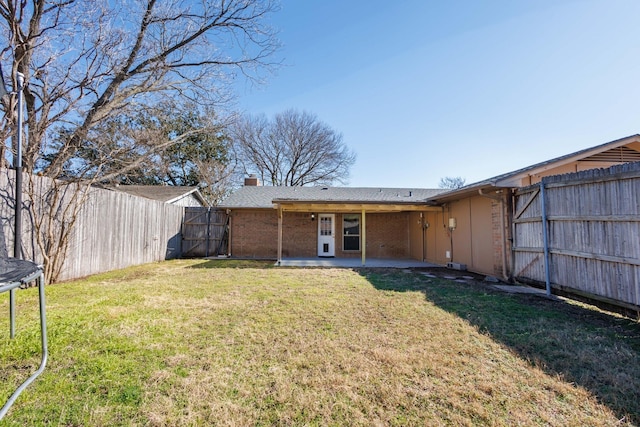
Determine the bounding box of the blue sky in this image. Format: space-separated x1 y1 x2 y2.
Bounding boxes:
236 0 640 188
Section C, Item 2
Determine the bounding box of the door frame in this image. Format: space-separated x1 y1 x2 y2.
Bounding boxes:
317 213 335 257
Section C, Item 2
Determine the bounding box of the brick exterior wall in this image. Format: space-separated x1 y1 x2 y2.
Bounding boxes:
230 209 278 258
355 212 409 258
229 209 412 259
490 197 512 279
282 212 317 257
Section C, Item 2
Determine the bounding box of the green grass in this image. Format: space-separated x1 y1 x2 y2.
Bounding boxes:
0 259 638 426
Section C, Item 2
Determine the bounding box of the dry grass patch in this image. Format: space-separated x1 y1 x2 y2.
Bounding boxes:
0 259 637 426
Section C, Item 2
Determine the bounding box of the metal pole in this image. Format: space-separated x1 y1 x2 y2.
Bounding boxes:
540 180 552 296
10 72 24 339
14 72 23 259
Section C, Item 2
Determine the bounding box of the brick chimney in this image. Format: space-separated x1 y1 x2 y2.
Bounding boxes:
244 174 260 186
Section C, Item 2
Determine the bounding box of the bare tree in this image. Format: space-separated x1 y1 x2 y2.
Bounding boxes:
233 109 356 186
438 176 466 189
0 0 280 281
1 0 279 174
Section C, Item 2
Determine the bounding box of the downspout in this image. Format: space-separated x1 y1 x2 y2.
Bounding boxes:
540 179 552 296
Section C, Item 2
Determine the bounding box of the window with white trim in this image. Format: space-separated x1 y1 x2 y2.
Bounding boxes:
343 214 360 251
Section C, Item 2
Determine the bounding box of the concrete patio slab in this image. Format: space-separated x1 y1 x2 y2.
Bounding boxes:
276 257 441 268
491 284 562 299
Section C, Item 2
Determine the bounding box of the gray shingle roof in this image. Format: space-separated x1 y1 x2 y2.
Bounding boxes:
220 186 445 209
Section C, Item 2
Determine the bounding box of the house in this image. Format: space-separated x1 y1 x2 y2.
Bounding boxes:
220 135 640 277
220 178 445 265
109 185 209 207
426 134 640 278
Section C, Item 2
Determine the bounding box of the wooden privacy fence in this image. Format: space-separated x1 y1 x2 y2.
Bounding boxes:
182 207 228 257
1 168 184 282
513 162 640 311
65 186 184 280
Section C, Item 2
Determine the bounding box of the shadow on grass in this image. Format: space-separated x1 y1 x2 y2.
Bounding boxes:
187 259 276 269
361 268 640 424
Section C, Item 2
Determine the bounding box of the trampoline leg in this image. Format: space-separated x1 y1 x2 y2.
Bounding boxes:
9 288 14 339
0 273 48 420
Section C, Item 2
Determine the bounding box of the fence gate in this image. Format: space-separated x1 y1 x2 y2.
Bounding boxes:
513 167 640 312
512 186 546 283
182 207 228 257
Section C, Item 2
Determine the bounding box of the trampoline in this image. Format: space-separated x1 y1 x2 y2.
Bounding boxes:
0 240 48 419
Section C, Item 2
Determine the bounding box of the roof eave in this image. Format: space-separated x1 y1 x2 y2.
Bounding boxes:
271 198 435 205
493 134 640 187
272 200 441 213
166 188 209 206
425 183 502 203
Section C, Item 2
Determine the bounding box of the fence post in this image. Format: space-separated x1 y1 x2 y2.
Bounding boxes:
540 179 552 296
205 207 211 258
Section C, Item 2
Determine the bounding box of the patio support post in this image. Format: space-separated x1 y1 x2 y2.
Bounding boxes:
277 206 283 266
361 209 366 266
227 212 232 257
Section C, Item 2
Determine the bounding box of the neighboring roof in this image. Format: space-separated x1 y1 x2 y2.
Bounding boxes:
109 185 208 206
428 134 640 203
220 186 445 209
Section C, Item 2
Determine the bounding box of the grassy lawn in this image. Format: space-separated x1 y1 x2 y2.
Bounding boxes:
0 259 638 426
